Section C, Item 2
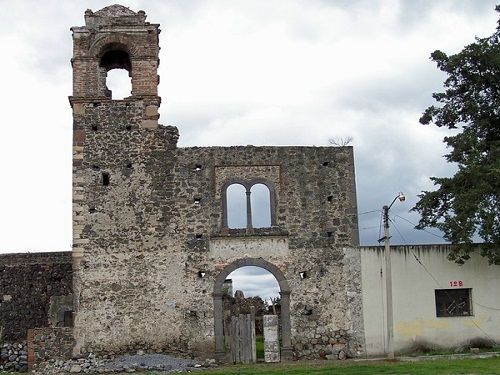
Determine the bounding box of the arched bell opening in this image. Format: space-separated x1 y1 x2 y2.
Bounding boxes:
98 45 132 99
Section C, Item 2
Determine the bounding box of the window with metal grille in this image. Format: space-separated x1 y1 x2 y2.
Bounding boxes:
435 288 472 317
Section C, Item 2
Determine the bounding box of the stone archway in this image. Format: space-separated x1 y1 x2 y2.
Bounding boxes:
213 258 292 361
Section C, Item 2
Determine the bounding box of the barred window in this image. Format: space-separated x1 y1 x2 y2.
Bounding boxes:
435 289 472 317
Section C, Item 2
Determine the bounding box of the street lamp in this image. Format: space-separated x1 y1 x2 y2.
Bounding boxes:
380 192 405 359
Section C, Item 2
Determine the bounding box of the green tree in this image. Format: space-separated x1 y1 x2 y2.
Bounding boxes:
413 6 500 265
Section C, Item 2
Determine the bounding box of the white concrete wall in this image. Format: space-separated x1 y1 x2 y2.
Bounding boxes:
361 245 500 356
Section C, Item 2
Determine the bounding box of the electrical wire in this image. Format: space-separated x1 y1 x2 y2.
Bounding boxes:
391 214 500 311
359 209 382 216
360 225 381 231
389 218 498 346
393 214 446 240
390 218 409 244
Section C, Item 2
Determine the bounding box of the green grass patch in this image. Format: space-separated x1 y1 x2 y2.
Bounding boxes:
197 357 500 375
255 335 264 359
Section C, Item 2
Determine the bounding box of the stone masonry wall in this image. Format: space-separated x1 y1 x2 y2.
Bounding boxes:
73 136 364 358
174 146 363 359
71 5 365 360
0 252 72 343
27 327 74 370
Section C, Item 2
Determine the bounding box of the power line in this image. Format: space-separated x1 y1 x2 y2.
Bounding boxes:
364 211 446 244
359 209 381 215
393 214 446 240
389 218 409 244
389 219 497 346
359 225 380 231
474 302 500 311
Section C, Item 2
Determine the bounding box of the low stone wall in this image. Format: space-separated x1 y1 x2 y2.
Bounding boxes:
0 342 28 372
27 327 74 370
0 252 73 342
292 328 351 359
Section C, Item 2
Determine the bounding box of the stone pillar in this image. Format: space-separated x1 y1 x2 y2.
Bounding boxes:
263 315 280 362
213 293 225 361
280 291 293 359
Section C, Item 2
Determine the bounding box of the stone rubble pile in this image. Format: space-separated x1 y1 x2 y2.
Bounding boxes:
31 352 217 374
0 342 28 372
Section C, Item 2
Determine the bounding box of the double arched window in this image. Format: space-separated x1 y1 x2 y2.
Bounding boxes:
223 181 276 229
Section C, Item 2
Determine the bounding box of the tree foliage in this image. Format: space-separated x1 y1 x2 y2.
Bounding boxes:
413 6 500 265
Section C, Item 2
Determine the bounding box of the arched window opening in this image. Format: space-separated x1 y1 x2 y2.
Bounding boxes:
99 49 132 100
250 184 271 228
226 184 247 229
100 49 131 71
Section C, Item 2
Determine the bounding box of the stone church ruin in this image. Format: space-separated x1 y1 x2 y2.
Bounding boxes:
1 4 365 368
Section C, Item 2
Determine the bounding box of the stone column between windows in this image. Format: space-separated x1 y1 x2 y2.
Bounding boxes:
245 189 253 229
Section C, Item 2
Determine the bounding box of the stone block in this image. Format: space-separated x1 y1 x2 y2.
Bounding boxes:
73 238 90 245
145 105 158 117
139 119 158 129
73 103 85 115
73 130 86 145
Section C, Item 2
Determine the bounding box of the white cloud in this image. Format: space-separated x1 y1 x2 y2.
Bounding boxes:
0 0 497 252
227 266 280 301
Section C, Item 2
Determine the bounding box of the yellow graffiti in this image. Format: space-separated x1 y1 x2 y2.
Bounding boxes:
396 318 449 339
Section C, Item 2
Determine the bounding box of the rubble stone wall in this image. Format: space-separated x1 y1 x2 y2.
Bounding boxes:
72 127 365 358
0 252 72 342
70 5 365 360
27 327 74 370
0 342 28 372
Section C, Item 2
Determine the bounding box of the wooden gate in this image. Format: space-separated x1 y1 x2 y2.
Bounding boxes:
228 314 256 363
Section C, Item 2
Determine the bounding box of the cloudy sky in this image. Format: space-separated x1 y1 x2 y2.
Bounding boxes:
0 0 497 293
228 266 281 301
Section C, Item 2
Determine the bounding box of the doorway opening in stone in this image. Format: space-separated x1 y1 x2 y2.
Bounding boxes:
212 258 292 363
224 266 280 362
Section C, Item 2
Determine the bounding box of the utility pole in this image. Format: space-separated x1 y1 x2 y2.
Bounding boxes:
381 192 405 360
383 204 394 360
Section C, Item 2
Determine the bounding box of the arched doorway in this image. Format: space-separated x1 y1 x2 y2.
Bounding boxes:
213 258 292 361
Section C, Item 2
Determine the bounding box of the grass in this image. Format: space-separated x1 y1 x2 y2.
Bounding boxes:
17 354 500 375
196 357 500 375
255 335 264 360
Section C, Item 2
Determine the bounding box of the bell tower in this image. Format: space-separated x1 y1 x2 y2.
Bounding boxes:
70 4 160 105
70 5 179 355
